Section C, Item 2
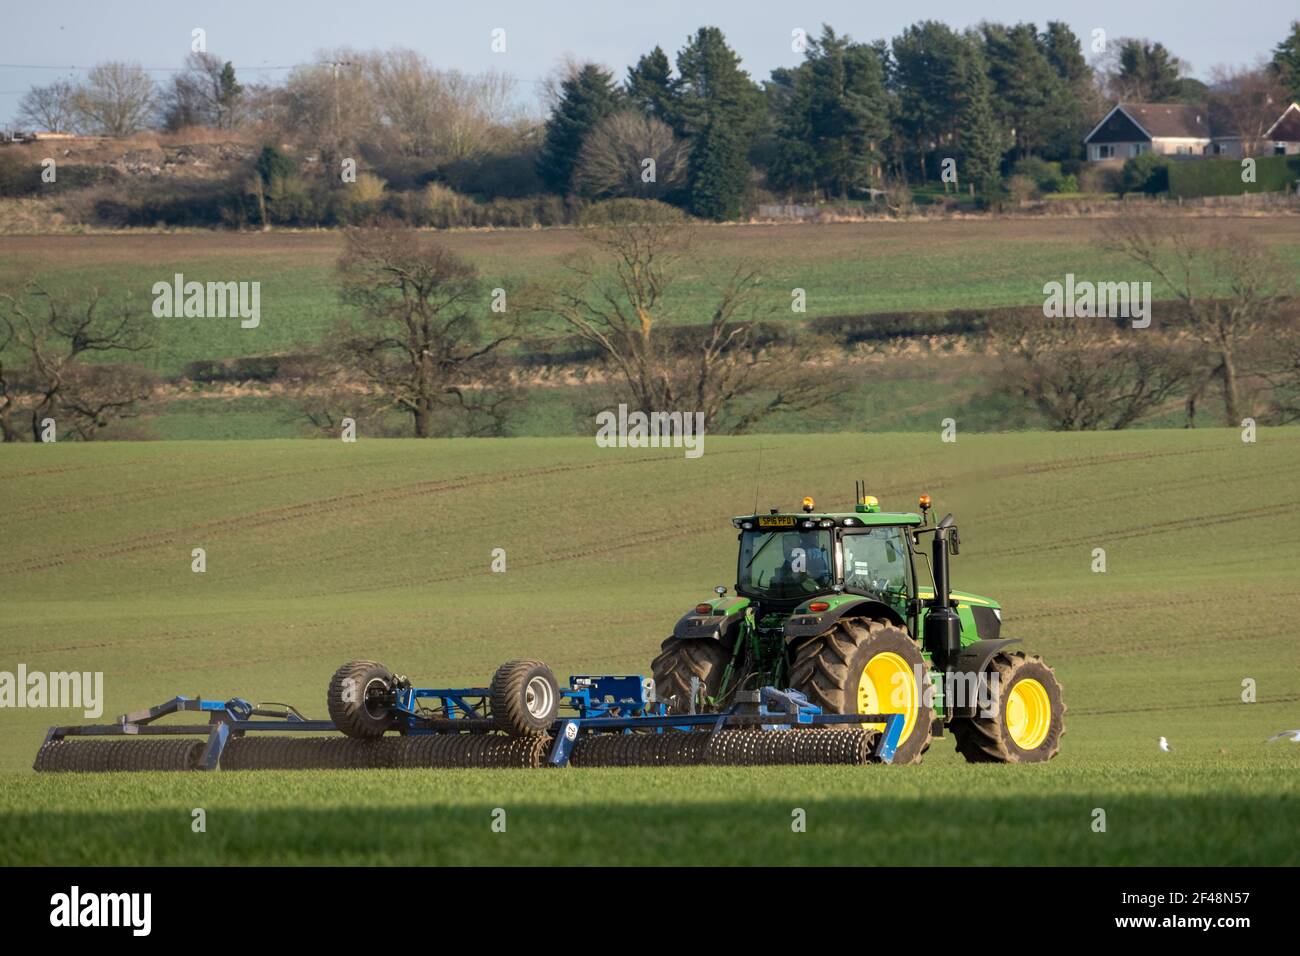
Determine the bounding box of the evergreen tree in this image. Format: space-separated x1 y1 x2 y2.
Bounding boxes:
217 62 242 129
891 21 970 180
1269 21 1300 101
953 35 1004 195
626 47 678 124
769 26 890 197
765 66 816 192
1040 22 1097 160
981 23 1064 159
675 27 763 219
1115 40 1185 101
536 64 624 194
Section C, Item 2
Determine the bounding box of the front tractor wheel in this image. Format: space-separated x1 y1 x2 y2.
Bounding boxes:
327 660 397 739
951 652 1065 763
789 619 933 765
652 638 729 714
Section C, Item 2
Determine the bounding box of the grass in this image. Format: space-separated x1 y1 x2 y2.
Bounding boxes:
4 756 1297 866
2 430 1300 864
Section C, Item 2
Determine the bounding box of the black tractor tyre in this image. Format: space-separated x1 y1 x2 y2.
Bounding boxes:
651 638 730 714
328 660 397 739
789 618 934 765
490 659 560 736
951 652 1065 763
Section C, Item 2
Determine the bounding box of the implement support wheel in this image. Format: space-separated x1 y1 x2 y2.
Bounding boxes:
328 660 397 739
491 659 560 736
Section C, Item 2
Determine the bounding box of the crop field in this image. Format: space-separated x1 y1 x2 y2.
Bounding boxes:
2 430 1299 865
4 218 1299 376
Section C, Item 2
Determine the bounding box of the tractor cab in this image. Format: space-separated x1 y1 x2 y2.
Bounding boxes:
732 493 921 622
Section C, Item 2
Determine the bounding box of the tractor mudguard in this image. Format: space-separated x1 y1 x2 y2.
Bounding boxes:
944 638 1023 718
671 605 745 651
783 598 905 642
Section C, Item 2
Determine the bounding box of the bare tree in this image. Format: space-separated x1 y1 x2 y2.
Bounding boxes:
278 49 516 166
329 225 523 437
540 199 831 431
72 62 157 137
537 55 585 116
162 52 243 130
1252 302 1300 423
990 312 1195 429
1109 215 1294 425
0 317 17 442
356 50 517 162
0 283 157 440
282 52 375 159
1208 64 1290 157
17 80 77 132
576 111 689 199
426 68 517 163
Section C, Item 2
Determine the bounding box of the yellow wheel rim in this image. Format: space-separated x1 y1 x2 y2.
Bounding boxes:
1006 678 1051 750
856 652 917 743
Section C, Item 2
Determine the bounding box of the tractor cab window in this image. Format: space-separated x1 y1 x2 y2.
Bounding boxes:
842 528 911 606
738 529 833 600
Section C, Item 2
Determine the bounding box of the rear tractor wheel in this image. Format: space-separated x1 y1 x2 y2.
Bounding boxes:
789 618 933 765
328 660 397 739
490 659 560 736
651 638 729 714
951 652 1065 763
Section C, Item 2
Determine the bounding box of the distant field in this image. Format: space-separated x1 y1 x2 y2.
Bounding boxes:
2 431 1298 864
4 218 1299 376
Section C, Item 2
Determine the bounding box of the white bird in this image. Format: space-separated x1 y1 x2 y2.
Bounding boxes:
1158 736 1174 752
1266 730 1300 743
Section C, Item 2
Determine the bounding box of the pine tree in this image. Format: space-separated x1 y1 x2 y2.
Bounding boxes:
769 26 890 198
675 27 763 220
626 47 678 124
536 64 624 194
217 62 242 130
1115 40 1185 101
982 23 1064 159
954 36 1005 196
891 21 969 181
1040 22 1097 160
1270 21 1300 101
766 65 817 193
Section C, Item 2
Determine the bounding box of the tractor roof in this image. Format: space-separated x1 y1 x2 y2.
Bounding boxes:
732 512 923 530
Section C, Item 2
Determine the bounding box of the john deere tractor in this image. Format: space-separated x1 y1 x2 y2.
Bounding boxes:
651 484 1065 764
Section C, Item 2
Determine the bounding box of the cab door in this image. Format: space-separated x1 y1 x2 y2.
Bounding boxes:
839 527 913 619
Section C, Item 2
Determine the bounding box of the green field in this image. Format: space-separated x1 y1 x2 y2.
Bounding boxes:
2 431 1299 865
4 218 1299 376
5 218 1291 439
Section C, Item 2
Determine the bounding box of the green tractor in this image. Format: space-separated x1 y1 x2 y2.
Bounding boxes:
651 484 1065 764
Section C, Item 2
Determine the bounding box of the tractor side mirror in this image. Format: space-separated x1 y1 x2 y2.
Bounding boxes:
950 529 961 556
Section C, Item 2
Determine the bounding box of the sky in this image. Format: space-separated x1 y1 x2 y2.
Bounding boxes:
2 0 1296 126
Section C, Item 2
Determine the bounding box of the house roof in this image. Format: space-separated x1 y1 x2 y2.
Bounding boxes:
1116 103 1210 139
1265 102 1300 140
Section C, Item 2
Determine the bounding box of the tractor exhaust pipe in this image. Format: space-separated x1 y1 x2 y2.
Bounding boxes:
924 514 962 670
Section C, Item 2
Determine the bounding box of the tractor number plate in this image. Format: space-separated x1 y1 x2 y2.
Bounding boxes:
758 515 796 527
